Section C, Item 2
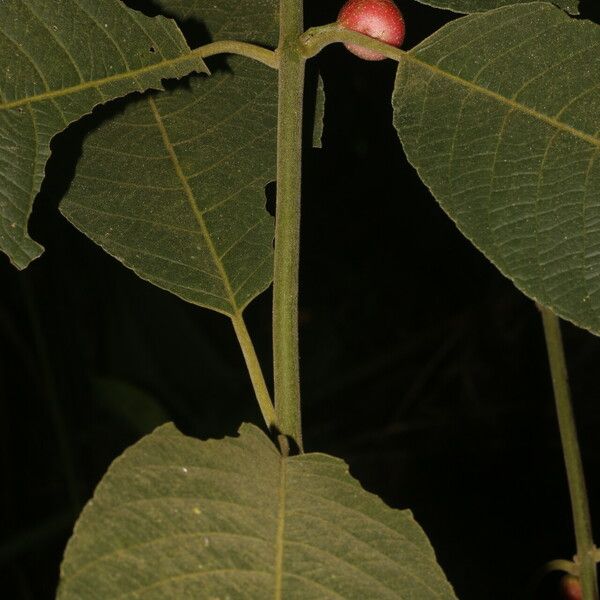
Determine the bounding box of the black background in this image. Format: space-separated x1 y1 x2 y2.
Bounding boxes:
1 0 600 598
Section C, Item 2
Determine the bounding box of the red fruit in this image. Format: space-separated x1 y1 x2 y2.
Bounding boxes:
560 575 582 600
337 0 405 61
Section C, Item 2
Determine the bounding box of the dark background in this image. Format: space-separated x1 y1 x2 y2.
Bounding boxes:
1 0 600 598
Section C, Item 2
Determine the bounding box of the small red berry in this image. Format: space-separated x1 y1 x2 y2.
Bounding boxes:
560 574 582 600
337 0 405 61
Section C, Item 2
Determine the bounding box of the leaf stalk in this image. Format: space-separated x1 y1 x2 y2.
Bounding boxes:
300 23 404 61
540 305 598 600
195 40 279 69
231 313 277 430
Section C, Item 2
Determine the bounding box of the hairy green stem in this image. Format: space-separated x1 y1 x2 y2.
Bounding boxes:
231 313 277 430
196 40 279 69
273 0 305 450
540 305 598 600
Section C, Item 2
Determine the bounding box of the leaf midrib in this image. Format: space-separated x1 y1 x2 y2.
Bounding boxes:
0 50 206 111
147 96 239 315
403 51 600 150
274 453 286 600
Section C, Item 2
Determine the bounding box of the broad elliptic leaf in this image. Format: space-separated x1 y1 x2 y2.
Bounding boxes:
0 0 208 269
412 0 579 15
393 3 600 334
58 423 458 599
60 1 278 316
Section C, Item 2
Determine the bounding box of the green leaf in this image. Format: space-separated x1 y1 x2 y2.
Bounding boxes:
58 423 458 599
60 2 278 316
412 0 579 15
157 0 279 48
393 3 600 334
0 0 207 269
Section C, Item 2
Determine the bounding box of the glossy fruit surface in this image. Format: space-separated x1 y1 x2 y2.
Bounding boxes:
337 0 405 61
560 574 582 600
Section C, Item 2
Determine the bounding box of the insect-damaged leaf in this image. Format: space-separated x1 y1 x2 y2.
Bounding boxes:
0 0 207 269
59 423 458 599
60 0 279 315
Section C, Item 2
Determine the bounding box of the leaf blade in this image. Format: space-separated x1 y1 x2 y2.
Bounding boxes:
0 0 207 269
410 0 579 15
61 56 277 316
58 423 458 599
393 3 600 333
60 1 279 315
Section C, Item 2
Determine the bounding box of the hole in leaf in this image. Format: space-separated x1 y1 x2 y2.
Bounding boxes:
121 0 233 73
265 181 276 217
578 0 600 21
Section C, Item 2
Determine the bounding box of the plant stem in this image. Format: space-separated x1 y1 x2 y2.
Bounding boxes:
273 0 305 450
540 305 598 600
231 313 277 430
196 41 279 69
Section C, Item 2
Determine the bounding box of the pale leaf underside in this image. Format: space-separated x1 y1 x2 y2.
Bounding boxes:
58 423 458 599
